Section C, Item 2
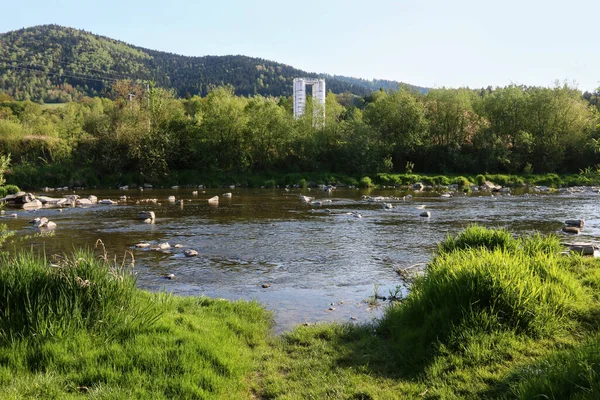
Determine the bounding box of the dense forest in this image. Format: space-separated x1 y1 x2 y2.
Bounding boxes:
0 81 598 187
0 25 426 103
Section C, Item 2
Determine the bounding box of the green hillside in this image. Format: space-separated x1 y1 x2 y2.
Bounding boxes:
0 24 427 102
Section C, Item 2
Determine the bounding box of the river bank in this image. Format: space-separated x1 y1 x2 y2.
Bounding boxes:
0 227 598 398
1 186 599 333
7 165 600 191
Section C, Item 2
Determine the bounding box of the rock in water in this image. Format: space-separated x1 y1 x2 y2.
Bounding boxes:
565 219 584 229
137 211 156 220
420 211 431 218
184 249 198 257
562 226 580 234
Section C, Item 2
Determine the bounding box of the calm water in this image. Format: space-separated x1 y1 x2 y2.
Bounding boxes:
1 187 598 332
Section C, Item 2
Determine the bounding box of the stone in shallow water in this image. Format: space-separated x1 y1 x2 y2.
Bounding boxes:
184 249 198 257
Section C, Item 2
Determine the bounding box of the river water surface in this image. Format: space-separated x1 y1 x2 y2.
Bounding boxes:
2 187 599 332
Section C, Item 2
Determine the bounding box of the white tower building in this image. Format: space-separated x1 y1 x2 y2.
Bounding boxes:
293 78 326 124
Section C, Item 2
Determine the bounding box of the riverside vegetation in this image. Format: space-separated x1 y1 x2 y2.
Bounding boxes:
0 81 599 189
0 226 599 398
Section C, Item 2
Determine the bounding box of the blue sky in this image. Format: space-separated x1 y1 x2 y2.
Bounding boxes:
3 0 599 91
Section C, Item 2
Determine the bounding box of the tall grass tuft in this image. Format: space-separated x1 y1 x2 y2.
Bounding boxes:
0 249 162 342
437 225 518 253
380 227 587 369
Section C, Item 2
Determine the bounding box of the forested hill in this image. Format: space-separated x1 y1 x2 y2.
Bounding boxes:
0 25 427 102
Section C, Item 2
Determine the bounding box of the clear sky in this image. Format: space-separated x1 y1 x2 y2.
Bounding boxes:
2 0 599 92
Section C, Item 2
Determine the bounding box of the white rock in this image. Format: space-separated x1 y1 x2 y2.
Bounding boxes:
222 193 232 198
135 243 151 248
44 221 57 229
34 217 48 227
208 196 219 204
157 242 170 250
168 196 176 202
137 211 156 220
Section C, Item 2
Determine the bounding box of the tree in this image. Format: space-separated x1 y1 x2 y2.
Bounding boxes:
363 89 428 170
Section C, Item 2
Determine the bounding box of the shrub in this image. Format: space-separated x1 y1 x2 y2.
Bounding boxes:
453 176 471 187
421 176 435 186
475 174 486 186
433 175 451 186
263 179 277 188
359 176 373 188
400 174 420 185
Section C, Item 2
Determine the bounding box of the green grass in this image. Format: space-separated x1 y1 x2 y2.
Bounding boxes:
3 228 600 398
251 227 600 399
0 250 272 399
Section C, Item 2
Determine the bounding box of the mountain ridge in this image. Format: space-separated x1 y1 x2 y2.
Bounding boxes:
0 24 427 102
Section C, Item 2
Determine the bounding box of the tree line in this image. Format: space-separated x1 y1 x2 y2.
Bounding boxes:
0 82 598 187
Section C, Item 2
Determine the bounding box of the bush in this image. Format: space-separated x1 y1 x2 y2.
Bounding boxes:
475 174 486 186
453 176 471 187
433 175 451 186
400 174 420 185
359 176 373 188
421 176 435 186
263 179 277 188
535 173 562 187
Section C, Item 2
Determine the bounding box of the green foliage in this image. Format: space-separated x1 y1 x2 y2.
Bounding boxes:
359 176 373 188
453 176 471 187
0 25 422 101
475 174 486 186
2 184 18 194
263 179 277 188
0 154 10 187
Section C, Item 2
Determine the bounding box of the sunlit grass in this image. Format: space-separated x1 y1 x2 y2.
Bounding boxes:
3 227 600 398
0 250 272 399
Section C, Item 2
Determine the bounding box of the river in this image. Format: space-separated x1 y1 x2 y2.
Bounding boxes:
1 187 598 332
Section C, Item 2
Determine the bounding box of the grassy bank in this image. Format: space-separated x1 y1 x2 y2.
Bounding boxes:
0 249 272 399
2 228 600 398
7 162 600 190
252 227 600 399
